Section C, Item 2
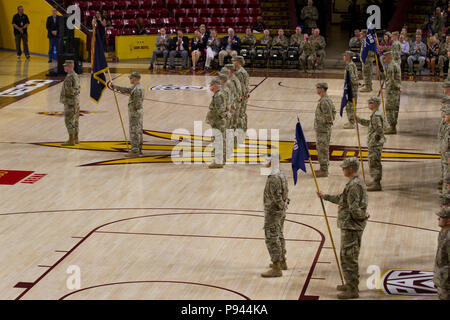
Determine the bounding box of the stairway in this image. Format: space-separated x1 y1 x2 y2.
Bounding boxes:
405 0 435 33
260 0 290 34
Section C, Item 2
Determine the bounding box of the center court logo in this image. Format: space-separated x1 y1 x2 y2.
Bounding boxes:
150 85 207 91
379 269 437 297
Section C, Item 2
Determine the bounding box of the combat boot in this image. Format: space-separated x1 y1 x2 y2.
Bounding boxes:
384 126 397 134
367 180 382 192
125 151 140 158
336 283 350 291
74 131 79 145
62 134 75 146
270 258 287 270
314 169 328 178
208 162 224 169
343 122 355 129
337 284 359 299
261 261 282 278
360 86 372 93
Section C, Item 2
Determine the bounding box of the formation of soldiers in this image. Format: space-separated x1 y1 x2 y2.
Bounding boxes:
240 26 326 71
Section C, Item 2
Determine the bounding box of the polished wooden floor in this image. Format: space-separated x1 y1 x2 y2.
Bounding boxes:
0 50 443 300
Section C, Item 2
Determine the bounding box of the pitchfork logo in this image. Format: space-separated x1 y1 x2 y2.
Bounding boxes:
379 269 437 297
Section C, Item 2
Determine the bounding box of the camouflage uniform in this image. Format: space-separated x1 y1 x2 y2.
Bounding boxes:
206 79 228 165
438 40 450 75
290 33 303 47
440 105 450 193
356 97 386 187
314 83 336 173
344 57 359 125
220 69 237 129
385 57 402 132
431 13 445 39
60 65 80 144
263 169 289 265
360 36 375 91
299 40 316 70
391 39 402 66
233 56 250 131
434 208 450 300
241 34 257 58
224 65 243 130
259 35 272 47
323 158 368 296
300 5 319 34
310 34 326 68
116 75 145 155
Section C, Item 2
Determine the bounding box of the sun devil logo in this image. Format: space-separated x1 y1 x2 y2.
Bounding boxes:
149 85 207 91
379 269 437 297
34 129 441 167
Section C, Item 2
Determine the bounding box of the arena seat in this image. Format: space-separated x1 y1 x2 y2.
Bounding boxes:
166 0 179 8
199 8 212 17
185 9 199 17
179 0 194 8
172 8 186 17
222 0 235 8
193 0 208 8
223 8 238 16
207 0 222 8
179 17 195 27
210 8 225 16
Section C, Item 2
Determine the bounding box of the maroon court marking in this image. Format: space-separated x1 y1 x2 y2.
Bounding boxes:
14 282 33 289
14 211 324 300
59 280 250 300
249 77 267 94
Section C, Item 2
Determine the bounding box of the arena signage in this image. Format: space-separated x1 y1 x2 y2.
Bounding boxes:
150 85 207 91
0 80 56 97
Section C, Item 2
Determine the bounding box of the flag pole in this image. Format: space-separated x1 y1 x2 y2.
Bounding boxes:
374 35 386 117
308 158 345 284
352 98 366 181
107 69 130 151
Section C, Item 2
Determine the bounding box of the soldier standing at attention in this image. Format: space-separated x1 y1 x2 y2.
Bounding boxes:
383 51 402 134
317 157 369 299
360 30 375 93
391 31 402 67
205 78 228 169
111 72 145 157
232 56 249 135
440 105 450 195
261 152 289 278
300 0 319 35
299 34 316 72
434 207 450 300
60 60 80 146
314 82 336 177
224 65 243 130
219 69 236 128
438 97 450 192
355 97 386 191
343 51 359 129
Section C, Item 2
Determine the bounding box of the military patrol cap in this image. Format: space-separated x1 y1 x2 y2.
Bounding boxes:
210 78 221 86
316 82 328 89
383 51 393 57
63 59 74 66
344 51 353 57
436 207 450 218
217 73 228 81
442 80 450 88
129 72 141 79
368 96 381 106
220 68 230 75
392 31 400 36
441 96 450 104
340 157 359 169
224 64 236 71
443 104 450 114
232 56 245 66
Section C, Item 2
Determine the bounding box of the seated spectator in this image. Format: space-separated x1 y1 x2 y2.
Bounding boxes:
311 28 326 69
205 29 221 70
219 28 240 67
378 32 392 55
135 16 146 35
199 24 210 46
349 29 361 49
252 16 266 33
290 26 304 46
407 34 427 75
242 27 257 46
399 34 410 71
169 30 189 69
430 6 445 39
270 29 289 63
299 33 316 71
191 30 205 71
259 29 272 47
427 36 440 75
149 27 170 70
438 34 450 75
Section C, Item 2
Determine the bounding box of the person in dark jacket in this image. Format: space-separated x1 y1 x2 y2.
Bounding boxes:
12 5 30 61
46 8 60 63
219 28 241 67
169 30 190 69
191 30 205 71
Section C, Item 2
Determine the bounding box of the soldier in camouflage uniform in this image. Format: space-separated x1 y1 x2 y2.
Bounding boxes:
60 60 80 146
355 97 386 191
440 105 450 194
206 78 228 169
317 157 369 299
219 68 236 129
314 82 336 177
261 152 290 278
112 72 145 157
383 51 402 134
438 35 450 76
241 27 257 60
438 97 450 191
232 56 249 135
391 31 402 66
434 207 450 300
310 28 326 69
224 64 243 130
343 51 359 129
270 29 289 65
299 34 316 72
300 0 319 35
290 26 304 47
360 30 375 93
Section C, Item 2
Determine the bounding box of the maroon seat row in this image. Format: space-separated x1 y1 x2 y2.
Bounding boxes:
74 0 260 10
